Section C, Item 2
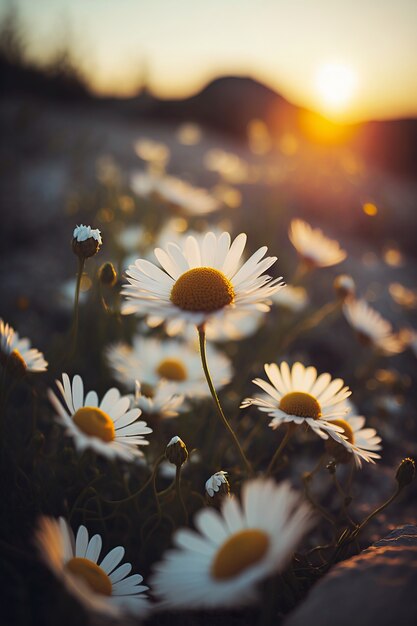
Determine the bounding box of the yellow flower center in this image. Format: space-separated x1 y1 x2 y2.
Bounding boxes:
65 557 112 596
73 407 115 442
329 419 355 444
170 267 235 312
211 529 269 580
279 391 322 419
156 358 187 381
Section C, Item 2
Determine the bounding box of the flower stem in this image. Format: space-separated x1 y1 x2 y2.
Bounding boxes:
351 487 401 540
198 325 253 476
266 424 293 476
71 257 85 353
280 300 339 352
175 465 188 525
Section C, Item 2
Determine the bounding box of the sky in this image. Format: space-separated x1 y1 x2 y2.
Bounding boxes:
3 0 417 122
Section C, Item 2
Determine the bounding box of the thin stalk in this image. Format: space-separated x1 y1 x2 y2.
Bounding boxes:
266 424 293 476
280 300 340 352
175 465 188 525
198 325 253 476
351 488 401 540
71 257 85 353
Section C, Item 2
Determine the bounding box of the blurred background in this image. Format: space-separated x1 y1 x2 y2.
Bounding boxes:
1 0 417 378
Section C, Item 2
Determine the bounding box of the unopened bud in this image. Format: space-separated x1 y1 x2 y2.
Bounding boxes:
205 471 230 502
99 262 117 286
395 457 415 489
334 274 355 301
72 224 102 259
166 436 188 467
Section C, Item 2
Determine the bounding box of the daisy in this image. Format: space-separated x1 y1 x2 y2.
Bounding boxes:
106 336 232 399
289 219 347 268
241 362 350 440
115 225 147 253
272 285 308 312
134 380 185 418
343 298 405 354
134 138 170 166
0 318 47 374
131 171 220 216
205 471 230 498
122 231 284 327
326 400 382 468
48 373 152 461
150 478 312 609
35 516 150 617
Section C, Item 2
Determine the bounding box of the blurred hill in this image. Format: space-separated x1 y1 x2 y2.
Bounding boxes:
104 76 417 179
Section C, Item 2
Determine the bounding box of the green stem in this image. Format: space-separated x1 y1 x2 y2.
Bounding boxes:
266 424 293 476
175 465 188 525
280 300 339 352
351 488 401 540
198 326 253 476
101 455 165 505
71 257 85 353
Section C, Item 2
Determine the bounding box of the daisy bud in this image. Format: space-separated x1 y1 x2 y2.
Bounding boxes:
333 274 355 301
72 224 102 259
205 471 230 502
99 262 117 286
166 436 188 467
395 457 415 489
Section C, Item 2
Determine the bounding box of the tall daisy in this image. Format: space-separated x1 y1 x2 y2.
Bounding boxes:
289 219 346 268
150 478 312 609
35 517 150 617
48 373 152 461
326 402 382 468
121 231 284 327
106 336 232 399
0 318 47 374
343 299 405 354
241 362 350 440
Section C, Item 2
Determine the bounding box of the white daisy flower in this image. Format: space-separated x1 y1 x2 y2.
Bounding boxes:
343 298 405 354
134 138 170 166
272 285 308 312
122 231 284 327
48 373 152 461
106 336 232 399
289 219 347 268
205 471 230 498
131 171 220 216
35 517 150 617
150 478 313 609
115 225 147 253
0 318 47 373
325 400 382 468
241 362 350 440
134 380 184 418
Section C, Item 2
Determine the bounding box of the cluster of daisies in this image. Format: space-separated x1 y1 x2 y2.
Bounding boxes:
4 216 409 620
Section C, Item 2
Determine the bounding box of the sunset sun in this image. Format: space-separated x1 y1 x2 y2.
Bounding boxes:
315 62 357 114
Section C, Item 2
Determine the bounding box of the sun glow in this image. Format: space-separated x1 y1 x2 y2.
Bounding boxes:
315 62 357 115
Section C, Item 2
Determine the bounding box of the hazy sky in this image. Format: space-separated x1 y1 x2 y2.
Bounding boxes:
4 0 417 122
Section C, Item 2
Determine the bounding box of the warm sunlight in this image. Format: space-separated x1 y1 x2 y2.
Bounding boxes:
315 62 357 114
